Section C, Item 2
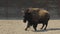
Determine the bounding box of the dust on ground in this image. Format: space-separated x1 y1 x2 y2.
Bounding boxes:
0 20 60 34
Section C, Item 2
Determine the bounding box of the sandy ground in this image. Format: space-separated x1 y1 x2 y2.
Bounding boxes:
0 20 60 34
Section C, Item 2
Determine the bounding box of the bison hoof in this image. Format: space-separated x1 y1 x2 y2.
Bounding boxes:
35 30 37 31
40 28 43 30
25 28 27 31
34 29 37 31
44 28 46 30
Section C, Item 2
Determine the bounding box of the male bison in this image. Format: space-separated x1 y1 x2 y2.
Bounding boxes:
23 8 50 31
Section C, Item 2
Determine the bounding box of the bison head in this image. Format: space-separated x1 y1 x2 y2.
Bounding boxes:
23 8 32 23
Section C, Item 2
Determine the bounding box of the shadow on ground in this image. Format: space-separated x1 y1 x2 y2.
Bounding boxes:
33 28 60 32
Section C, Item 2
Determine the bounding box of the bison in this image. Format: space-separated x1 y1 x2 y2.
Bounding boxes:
23 8 50 31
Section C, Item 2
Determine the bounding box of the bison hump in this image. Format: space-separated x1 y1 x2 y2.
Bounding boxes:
38 9 49 17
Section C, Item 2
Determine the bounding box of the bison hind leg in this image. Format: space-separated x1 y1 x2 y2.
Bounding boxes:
40 24 45 30
44 21 48 30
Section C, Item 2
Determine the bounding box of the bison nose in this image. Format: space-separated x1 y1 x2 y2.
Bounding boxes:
23 19 26 23
23 20 26 23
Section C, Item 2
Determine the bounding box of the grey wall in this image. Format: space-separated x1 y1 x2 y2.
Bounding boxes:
0 0 59 19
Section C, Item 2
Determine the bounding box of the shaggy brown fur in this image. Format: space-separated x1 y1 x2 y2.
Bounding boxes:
23 8 50 31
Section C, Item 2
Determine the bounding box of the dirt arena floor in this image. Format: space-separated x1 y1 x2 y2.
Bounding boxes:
0 19 60 34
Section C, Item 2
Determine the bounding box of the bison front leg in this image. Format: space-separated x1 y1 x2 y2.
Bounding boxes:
33 23 37 31
25 22 31 31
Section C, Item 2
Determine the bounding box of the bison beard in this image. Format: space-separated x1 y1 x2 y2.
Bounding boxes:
23 8 50 31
